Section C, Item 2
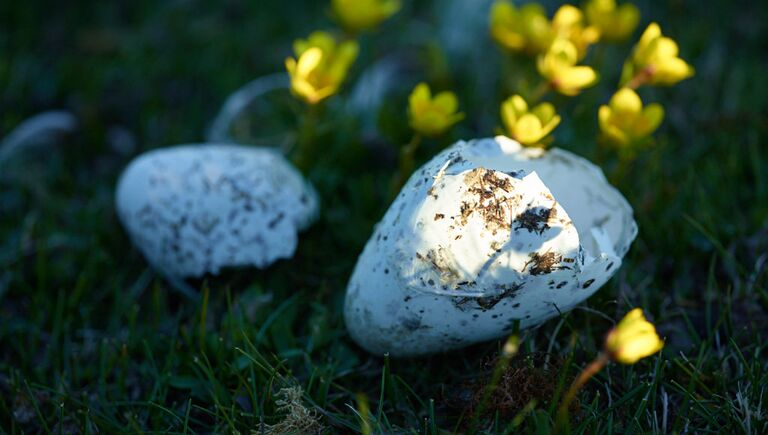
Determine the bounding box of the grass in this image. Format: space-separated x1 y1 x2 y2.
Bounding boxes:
1 0 767 433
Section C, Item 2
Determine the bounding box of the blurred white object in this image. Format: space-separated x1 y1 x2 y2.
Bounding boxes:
115 144 318 278
207 73 289 144
345 136 637 356
0 111 77 165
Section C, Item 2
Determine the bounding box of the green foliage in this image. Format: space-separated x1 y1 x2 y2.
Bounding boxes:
1 0 767 433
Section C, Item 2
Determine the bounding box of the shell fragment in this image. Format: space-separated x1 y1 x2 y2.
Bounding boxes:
116 144 318 278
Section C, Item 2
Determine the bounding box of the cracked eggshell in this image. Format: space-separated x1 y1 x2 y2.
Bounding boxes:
345 136 637 357
115 144 318 278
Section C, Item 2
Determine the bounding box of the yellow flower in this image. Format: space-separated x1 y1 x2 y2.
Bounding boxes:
500 95 561 147
585 0 640 42
605 308 664 364
285 31 359 105
537 39 598 96
551 5 600 59
622 23 695 87
598 87 664 147
408 83 464 137
332 0 401 33
490 1 554 55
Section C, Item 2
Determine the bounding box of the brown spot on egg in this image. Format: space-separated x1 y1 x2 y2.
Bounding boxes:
458 168 517 234
513 206 557 235
524 251 563 275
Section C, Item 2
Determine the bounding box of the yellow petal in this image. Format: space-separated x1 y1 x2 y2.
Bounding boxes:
652 58 695 85
610 87 642 114
492 29 526 51
291 79 320 103
333 0 401 32
433 91 459 114
490 1 531 52
285 57 297 75
510 95 529 115
615 4 640 39
411 111 459 137
638 23 661 49
556 66 598 93
519 2 547 17
614 334 664 364
603 125 631 146
490 1 516 24
296 47 323 77
381 0 402 16
513 113 545 145
598 105 630 146
605 308 664 364
293 39 309 57
553 4 583 29
620 308 643 323
588 0 640 42
651 37 680 60
539 113 561 138
582 26 601 45
549 38 580 64
500 99 518 133
531 101 556 123
634 103 664 136
307 85 338 104
327 40 359 82
337 40 361 63
598 105 612 131
295 31 335 57
409 83 432 114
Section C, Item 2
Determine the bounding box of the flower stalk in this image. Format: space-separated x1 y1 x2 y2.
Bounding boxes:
555 308 663 430
293 103 321 172
391 133 422 195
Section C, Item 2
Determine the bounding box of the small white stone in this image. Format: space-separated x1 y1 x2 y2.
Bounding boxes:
115 144 318 278
344 136 637 357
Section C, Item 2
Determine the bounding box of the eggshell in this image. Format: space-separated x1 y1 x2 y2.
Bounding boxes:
344 136 637 356
115 144 317 278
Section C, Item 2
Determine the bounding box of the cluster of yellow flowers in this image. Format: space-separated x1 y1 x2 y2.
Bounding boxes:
601 22 694 151
285 0 401 105
490 0 694 151
284 0 694 161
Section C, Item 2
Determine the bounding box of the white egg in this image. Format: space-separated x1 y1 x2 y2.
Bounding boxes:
345 136 637 357
115 144 318 278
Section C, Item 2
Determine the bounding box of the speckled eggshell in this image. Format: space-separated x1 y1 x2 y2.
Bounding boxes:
345 136 637 357
115 144 318 278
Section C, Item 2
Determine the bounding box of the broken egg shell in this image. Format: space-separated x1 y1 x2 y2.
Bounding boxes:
344 136 637 357
115 144 318 278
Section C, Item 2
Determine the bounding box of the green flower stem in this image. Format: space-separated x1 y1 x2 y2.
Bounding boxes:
391 133 423 196
293 103 321 172
529 80 551 104
610 152 635 184
556 352 609 432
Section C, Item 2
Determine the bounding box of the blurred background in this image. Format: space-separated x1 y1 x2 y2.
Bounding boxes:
1 0 767 432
